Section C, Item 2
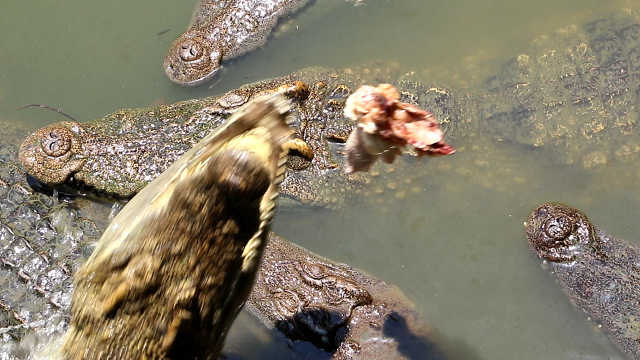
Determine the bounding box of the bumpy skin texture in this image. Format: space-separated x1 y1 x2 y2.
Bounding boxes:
480 14 640 168
61 97 292 360
14 11 640 357
20 66 455 208
8 95 439 359
19 79 308 199
0 121 102 359
2 147 439 359
17 122 86 185
163 0 310 86
526 203 640 360
25 14 640 205
248 234 446 359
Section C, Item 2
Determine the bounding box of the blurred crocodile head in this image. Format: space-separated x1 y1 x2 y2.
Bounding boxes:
61 95 293 359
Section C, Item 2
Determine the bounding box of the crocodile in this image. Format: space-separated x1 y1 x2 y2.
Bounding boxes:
525 202 640 360
58 95 292 359
19 79 310 200
3 110 443 358
163 0 312 86
478 13 640 169
163 0 365 86
250 233 445 360
20 65 457 208
25 12 640 205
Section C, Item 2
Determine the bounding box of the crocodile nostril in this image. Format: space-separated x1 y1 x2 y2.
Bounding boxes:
41 128 72 157
543 215 573 240
178 40 203 62
325 133 348 144
282 138 313 160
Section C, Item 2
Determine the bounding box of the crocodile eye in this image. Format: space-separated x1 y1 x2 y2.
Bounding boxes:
271 290 302 318
300 262 328 280
178 40 203 62
543 215 573 240
41 128 72 157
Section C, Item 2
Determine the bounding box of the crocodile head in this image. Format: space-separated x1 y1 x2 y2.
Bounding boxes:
163 28 223 86
19 121 87 186
525 202 597 263
17 80 310 200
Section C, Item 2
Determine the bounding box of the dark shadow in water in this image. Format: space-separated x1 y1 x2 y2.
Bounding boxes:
436 337 485 360
26 175 77 201
245 307 467 360
383 312 483 360
25 174 126 209
275 308 348 355
382 311 447 360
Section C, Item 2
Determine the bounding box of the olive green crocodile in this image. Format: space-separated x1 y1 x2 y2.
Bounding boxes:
526 202 640 359
1 118 443 359
24 14 640 206
20 66 455 208
163 0 311 86
0 120 102 357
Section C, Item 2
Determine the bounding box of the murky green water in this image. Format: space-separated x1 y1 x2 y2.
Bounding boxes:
2 0 640 359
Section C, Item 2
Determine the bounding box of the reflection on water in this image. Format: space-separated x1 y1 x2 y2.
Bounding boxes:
1 0 639 359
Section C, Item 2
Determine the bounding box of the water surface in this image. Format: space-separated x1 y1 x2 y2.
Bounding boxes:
1 0 640 359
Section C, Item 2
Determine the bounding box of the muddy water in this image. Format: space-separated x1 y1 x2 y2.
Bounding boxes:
1 0 640 359
276 143 637 359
